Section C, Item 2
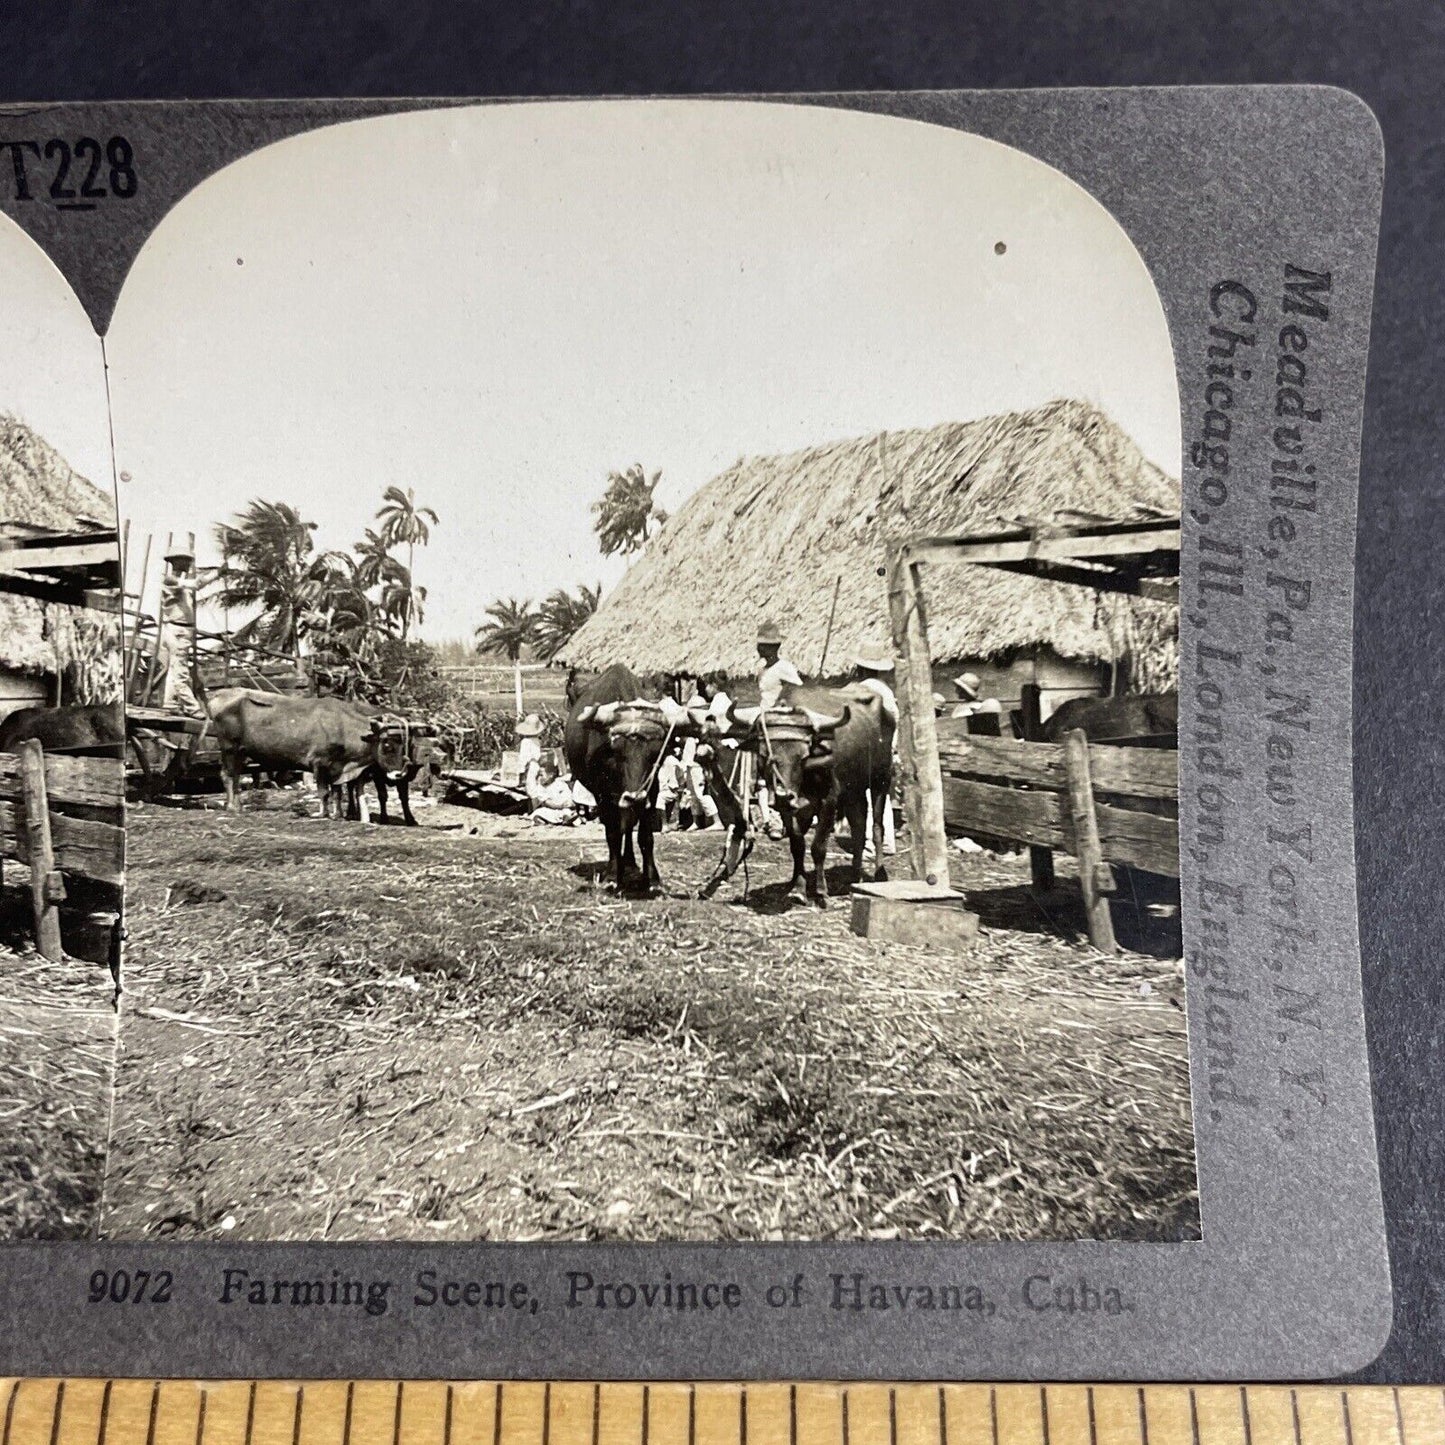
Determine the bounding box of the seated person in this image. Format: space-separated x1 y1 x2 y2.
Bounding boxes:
527 757 578 825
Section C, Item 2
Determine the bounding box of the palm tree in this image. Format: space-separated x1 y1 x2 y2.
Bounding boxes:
474 596 538 715
354 526 405 591
207 500 319 663
592 464 668 557
375 486 438 639
534 582 601 661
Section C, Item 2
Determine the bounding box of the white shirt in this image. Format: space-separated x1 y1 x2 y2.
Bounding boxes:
758 658 802 709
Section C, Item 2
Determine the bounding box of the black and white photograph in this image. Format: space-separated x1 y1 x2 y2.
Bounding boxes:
0 236 125 1240
4 99 1195 1246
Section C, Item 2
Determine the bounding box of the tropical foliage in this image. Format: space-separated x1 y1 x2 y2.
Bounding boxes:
592 464 667 557
474 597 538 662
204 488 439 690
534 582 601 661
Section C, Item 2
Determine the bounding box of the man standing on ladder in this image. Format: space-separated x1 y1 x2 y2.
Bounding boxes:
158 532 203 718
849 640 898 861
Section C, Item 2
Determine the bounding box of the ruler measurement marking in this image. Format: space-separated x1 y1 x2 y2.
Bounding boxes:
687 1388 694 1445
1343 1392 1357 1445
394 1384 404 1445
46 1383 63 1445
889 1392 897 1445
1137 1389 1150 1445
145 1383 159 1445
1088 1389 1099 1445
541 1383 550 1445
1040 1389 1051 1445
1240 1388 1253 1445
741 1388 748 1445
1 1379 18 1445
789 1388 796 1445
844 1390 852 1445
988 1390 997 1445
493 1383 503 1445
641 1386 648 1445
343 1383 355 1445
292 1386 304 1445
97 1381 112 1445
1392 1389 1405 1445
244 1384 257 1445
937 1390 947 1445
591 1386 600 1445
1189 1391 1201 1445
443 1388 453 1445
1289 1391 1301 1445
192 1391 205 1445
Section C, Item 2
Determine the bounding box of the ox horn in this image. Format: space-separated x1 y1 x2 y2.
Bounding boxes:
804 706 849 732
733 705 761 728
575 704 598 724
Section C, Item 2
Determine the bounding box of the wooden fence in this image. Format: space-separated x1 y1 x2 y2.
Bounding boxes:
936 721 1178 950
0 741 124 960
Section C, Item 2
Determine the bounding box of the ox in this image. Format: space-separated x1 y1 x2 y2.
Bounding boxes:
337 708 420 826
205 689 387 817
737 685 895 906
1041 691 1178 746
565 664 690 893
0 702 124 756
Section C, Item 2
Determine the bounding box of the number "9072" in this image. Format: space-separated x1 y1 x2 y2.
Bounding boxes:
87 1268 173 1304
1 137 138 206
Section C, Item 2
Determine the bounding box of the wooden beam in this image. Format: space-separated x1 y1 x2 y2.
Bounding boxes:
1062 728 1117 952
886 544 951 889
17 740 64 960
1139 578 1180 604
0 539 121 572
0 751 124 812
0 570 120 610
988 559 1180 598
909 527 1181 567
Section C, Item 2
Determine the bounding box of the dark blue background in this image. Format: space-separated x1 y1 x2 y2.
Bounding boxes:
3 0 1440 1383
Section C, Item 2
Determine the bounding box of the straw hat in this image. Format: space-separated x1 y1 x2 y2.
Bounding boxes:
163 531 196 566
515 713 544 738
756 619 783 645
954 672 982 699
854 640 894 672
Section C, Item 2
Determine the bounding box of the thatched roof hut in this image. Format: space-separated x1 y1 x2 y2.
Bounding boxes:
564 399 1179 691
0 415 119 707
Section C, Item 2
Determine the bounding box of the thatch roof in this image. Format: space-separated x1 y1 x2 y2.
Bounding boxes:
564 399 1179 683
0 415 118 684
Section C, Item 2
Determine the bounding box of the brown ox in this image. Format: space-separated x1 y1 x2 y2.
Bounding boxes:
205 689 385 816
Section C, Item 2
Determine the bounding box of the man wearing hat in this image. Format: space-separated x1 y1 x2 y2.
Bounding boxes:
849 641 897 858
514 712 545 790
753 620 802 838
951 671 1003 722
158 532 202 717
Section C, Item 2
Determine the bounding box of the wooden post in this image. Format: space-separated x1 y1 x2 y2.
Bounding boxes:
1062 727 1117 953
18 739 65 961
1020 681 1055 892
886 544 951 889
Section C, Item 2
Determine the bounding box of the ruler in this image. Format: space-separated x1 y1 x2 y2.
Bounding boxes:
3 1382 1444 1445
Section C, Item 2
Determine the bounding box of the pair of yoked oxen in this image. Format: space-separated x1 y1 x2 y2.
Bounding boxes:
566 664 896 905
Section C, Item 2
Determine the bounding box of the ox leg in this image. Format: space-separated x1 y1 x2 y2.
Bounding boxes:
598 802 624 891
639 804 661 895
786 819 808 904
222 748 242 813
317 767 337 819
396 776 417 827
813 804 836 907
371 772 389 824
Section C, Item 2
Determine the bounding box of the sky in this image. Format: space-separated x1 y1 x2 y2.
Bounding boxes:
2 100 1180 643
0 226 110 498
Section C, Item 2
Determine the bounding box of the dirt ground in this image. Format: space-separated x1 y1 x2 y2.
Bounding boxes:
102 789 1198 1243
0 942 115 1239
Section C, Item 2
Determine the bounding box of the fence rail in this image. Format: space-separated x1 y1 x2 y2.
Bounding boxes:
0 743 124 959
